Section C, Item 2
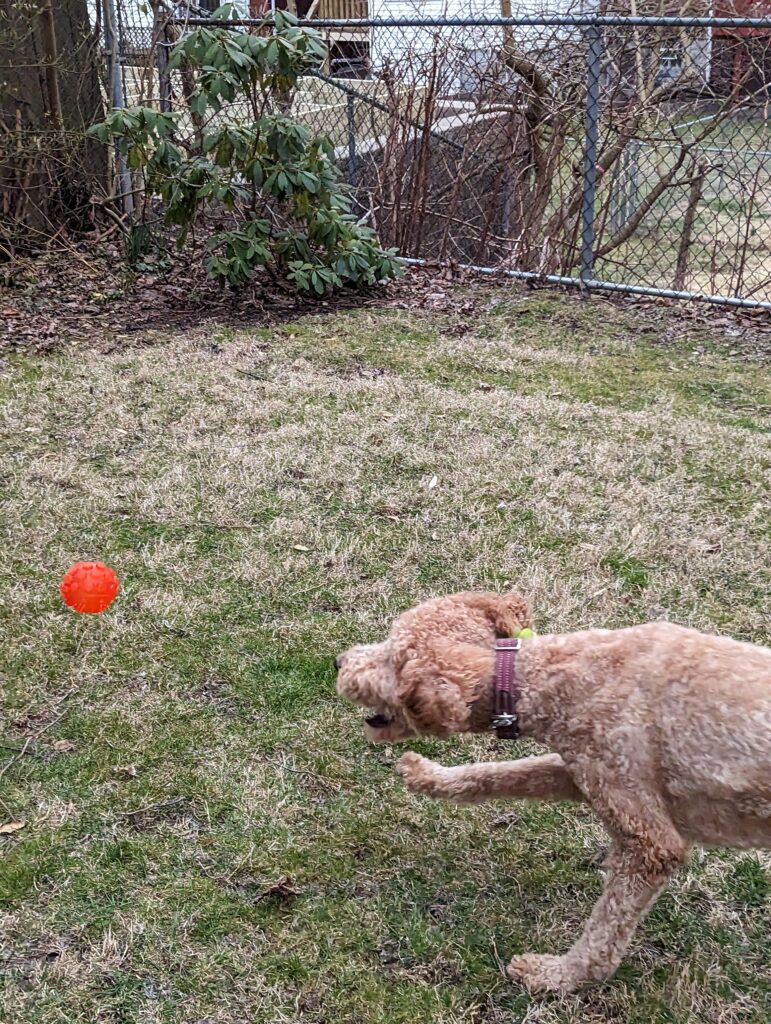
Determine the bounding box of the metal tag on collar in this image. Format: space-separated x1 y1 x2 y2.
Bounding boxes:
493 711 518 729
493 714 519 740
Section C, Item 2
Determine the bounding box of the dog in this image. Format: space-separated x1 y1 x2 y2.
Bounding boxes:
335 591 771 993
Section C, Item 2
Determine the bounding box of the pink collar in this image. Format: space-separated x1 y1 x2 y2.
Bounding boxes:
492 638 522 739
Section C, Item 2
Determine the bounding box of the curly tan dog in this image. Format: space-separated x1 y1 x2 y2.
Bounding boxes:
335 591 771 993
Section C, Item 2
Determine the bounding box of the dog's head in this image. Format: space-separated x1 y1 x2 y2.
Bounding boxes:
335 591 532 742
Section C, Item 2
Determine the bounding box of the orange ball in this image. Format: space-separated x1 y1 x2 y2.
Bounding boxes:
60 562 120 614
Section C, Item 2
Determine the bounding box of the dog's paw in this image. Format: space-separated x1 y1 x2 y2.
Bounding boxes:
396 750 431 780
506 953 584 994
396 752 441 793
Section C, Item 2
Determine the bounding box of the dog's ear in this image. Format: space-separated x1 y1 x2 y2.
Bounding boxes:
471 591 533 638
395 642 494 737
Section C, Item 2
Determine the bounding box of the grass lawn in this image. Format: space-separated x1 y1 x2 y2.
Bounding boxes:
1 288 769 1024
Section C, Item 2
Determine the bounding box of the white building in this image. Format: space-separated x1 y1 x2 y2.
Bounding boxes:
366 0 596 91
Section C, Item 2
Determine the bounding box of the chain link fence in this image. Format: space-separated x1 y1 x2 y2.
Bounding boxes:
105 3 771 309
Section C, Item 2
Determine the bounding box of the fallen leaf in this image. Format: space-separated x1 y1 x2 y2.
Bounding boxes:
114 764 138 779
53 739 77 753
427 475 438 490
490 812 520 830
377 938 402 964
254 875 300 903
587 843 610 869
0 821 26 835
292 544 310 552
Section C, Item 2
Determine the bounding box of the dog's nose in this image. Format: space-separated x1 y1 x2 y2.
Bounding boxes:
335 653 343 670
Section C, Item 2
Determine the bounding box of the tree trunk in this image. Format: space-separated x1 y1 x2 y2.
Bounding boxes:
0 0 107 248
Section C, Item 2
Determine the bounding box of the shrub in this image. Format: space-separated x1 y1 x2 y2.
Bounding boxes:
90 6 400 294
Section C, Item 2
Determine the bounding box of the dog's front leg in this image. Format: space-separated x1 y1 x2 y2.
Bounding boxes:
397 752 584 804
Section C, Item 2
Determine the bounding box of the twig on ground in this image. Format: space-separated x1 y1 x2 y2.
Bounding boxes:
266 755 341 793
491 937 508 978
119 795 187 821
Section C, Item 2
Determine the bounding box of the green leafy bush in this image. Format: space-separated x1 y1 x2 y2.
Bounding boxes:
90 7 400 294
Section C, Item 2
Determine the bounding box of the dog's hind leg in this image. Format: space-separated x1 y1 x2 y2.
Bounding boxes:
507 836 686 993
397 751 584 804
507 777 689 993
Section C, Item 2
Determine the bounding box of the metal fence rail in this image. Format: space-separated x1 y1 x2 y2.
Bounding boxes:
108 4 771 309
185 15 771 28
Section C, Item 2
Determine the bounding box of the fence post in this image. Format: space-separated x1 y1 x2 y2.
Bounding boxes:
346 92 357 185
580 23 603 286
103 0 134 214
154 9 173 114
